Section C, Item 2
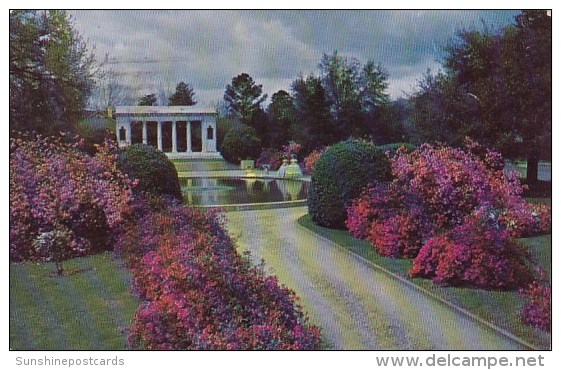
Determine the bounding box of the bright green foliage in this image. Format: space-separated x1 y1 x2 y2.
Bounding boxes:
308 140 392 229
10 10 97 135
220 125 262 164
117 144 182 200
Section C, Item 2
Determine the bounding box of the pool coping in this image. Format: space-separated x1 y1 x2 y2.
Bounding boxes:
181 174 311 210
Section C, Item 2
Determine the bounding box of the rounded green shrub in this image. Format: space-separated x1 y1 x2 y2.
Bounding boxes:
118 144 182 200
308 140 392 229
220 125 262 164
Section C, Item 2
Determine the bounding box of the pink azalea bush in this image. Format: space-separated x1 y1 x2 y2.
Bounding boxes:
410 210 533 289
9 133 135 263
519 270 551 332
281 140 303 159
346 141 550 288
303 146 329 176
118 197 322 350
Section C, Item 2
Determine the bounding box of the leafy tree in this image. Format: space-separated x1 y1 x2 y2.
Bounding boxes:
360 60 390 113
138 93 157 106
10 10 97 135
267 90 295 148
169 81 196 106
411 11 551 185
319 52 389 138
505 10 551 183
411 69 476 145
291 75 338 152
319 52 362 137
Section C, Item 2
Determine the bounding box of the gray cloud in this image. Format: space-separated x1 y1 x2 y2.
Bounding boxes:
70 10 520 107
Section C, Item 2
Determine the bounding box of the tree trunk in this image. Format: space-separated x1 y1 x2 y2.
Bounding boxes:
526 156 539 187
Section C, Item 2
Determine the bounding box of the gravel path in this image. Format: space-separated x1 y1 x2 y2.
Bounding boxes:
225 206 525 350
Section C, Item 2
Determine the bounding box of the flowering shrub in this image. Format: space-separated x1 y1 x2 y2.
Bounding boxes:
281 140 303 160
347 143 550 255
347 184 432 257
120 198 321 350
410 211 533 289
346 141 550 289
256 148 284 170
9 133 135 263
32 227 74 275
520 270 551 332
303 147 329 176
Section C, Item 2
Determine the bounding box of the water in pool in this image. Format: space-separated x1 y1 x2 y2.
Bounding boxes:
180 177 309 206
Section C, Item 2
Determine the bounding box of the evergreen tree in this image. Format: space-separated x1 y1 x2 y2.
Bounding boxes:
138 93 158 106
267 90 295 148
168 81 196 106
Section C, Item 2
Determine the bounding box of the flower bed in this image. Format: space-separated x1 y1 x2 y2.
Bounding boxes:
118 198 321 350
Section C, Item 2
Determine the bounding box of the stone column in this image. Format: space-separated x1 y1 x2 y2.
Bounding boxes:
172 121 177 153
209 120 217 152
142 121 147 144
186 121 192 152
125 121 132 145
201 123 207 153
157 121 163 151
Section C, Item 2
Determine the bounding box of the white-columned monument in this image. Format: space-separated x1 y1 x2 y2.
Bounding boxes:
114 106 222 159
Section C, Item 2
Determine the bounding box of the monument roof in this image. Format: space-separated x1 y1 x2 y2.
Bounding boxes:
115 106 216 115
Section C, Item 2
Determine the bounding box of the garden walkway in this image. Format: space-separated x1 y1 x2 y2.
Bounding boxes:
225 206 525 350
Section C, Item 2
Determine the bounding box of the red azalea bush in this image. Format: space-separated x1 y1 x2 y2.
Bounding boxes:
9 133 135 263
410 210 533 289
120 198 321 350
303 146 329 176
347 184 432 257
346 141 550 289
520 270 551 332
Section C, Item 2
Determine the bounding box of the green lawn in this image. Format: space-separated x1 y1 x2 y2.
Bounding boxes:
298 213 552 350
9 252 140 350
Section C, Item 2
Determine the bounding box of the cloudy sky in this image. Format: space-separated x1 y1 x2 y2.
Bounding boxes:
70 10 521 108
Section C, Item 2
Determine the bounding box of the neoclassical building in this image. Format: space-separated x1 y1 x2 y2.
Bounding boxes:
114 106 221 159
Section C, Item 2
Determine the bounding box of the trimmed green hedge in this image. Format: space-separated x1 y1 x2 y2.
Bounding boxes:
308 140 392 229
118 144 182 200
220 125 262 164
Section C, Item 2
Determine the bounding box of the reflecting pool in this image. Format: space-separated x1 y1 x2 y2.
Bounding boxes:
180 177 308 206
